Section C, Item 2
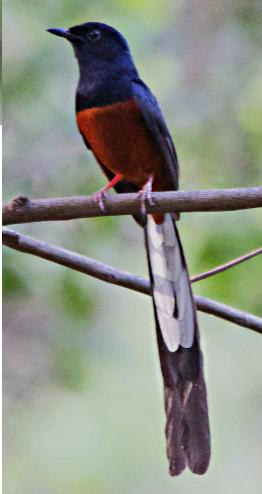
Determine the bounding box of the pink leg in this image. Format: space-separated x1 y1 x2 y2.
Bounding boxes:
138 174 155 214
93 173 123 210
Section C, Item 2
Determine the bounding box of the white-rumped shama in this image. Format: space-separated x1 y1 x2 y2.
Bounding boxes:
48 22 210 476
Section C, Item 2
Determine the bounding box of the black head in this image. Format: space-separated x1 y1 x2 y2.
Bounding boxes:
48 22 134 66
47 22 139 107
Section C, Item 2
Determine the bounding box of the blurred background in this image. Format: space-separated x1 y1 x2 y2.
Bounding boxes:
3 1 262 493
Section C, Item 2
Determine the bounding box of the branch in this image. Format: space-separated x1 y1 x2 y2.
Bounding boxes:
195 296 262 333
2 228 150 293
191 247 262 283
3 186 262 225
3 228 262 334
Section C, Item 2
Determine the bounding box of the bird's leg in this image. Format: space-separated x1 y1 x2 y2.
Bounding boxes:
138 174 155 214
92 173 123 210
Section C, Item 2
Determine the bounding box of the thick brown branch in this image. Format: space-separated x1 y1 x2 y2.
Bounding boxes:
3 187 262 225
3 228 262 334
191 247 262 283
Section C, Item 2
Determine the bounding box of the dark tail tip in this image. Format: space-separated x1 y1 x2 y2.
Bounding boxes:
169 459 186 476
188 455 210 475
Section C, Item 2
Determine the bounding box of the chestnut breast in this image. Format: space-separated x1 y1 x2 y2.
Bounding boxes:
76 99 166 189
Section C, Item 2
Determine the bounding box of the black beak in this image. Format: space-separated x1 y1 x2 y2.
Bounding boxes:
47 28 78 42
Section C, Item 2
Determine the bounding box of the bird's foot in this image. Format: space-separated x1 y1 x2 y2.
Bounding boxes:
92 173 124 211
138 175 155 214
92 188 108 211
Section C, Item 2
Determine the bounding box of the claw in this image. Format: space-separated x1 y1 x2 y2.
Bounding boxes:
92 173 123 211
138 175 155 214
92 189 108 211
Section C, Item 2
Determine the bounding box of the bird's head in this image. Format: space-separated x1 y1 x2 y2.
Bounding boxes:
47 22 134 69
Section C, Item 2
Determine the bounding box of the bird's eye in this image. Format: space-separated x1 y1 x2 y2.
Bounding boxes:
87 29 102 41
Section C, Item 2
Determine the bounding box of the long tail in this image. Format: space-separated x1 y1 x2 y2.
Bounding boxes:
144 213 210 476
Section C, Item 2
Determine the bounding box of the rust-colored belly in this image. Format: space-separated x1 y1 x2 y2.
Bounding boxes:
76 99 165 190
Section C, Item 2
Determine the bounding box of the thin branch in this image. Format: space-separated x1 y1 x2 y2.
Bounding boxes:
3 228 262 334
195 296 262 333
2 228 146 294
191 247 262 283
3 186 262 225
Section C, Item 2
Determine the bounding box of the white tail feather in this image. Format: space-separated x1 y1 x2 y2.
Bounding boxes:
147 214 195 351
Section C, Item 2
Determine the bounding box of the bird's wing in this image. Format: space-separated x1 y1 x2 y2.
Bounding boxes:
132 78 179 191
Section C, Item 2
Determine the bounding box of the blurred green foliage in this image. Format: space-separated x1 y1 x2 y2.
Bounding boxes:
56 271 96 319
2 252 29 297
3 1 262 493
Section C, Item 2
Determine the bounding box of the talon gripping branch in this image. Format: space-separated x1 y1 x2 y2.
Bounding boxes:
48 22 210 476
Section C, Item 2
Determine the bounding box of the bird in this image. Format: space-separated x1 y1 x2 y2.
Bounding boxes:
47 22 210 476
